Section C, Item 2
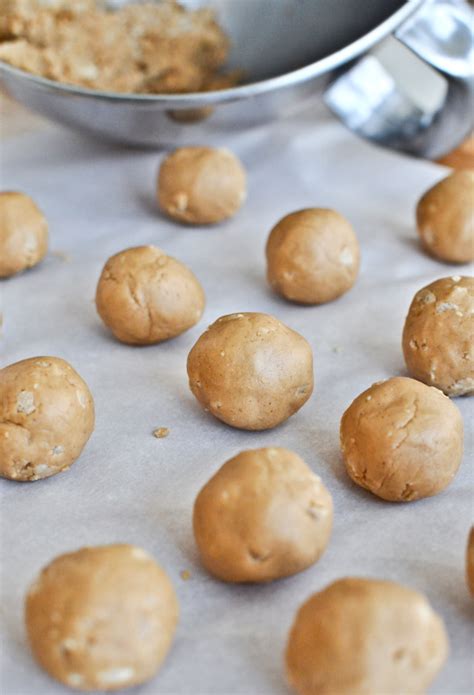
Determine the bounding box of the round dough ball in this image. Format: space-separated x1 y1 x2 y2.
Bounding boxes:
193 447 333 583
266 208 360 304
0 356 95 481
157 146 246 224
467 527 474 596
340 376 463 502
286 577 448 695
416 170 474 263
0 191 48 277
187 312 313 430
95 245 205 345
25 544 179 691
402 276 474 396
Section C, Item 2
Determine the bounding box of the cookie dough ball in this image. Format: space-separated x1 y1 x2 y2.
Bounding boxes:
187 312 313 430
416 170 474 263
467 527 474 596
95 245 205 345
193 447 333 583
286 577 448 695
0 356 95 481
340 376 463 502
402 276 474 396
25 544 178 691
266 208 360 304
157 146 246 224
0 191 48 277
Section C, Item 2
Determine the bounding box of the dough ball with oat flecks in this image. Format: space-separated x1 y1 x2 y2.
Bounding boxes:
265 208 360 304
0 356 94 481
0 191 48 277
25 544 179 691
340 376 463 502
157 146 246 224
193 447 333 583
285 577 448 695
95 245 205 345
416 170 474 263
187 312 313 430
402 276 474 396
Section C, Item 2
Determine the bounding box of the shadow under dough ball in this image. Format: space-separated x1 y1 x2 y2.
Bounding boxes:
193 447 333 583
187 312 313 430
340 376 463 501
95 245 205 345
467 527 474 596
25 544 178 691
0 356 95 481
402 276 473 396
285 578 448 695
157 146 247 224
266 208 360 304
0 191 48 277
416 170 474 263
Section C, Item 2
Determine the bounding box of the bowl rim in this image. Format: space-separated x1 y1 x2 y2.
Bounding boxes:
0 0 424 106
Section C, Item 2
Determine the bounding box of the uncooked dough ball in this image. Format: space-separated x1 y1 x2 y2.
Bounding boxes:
416 170 474 263
187 312 313 430
340 376 463 502
467 527 474 596
266 208 360 304
402 276 474 396
0 356 95 481
193 447 333 583
157 146 246 224
286 577 448 695
0 191 48 277
25 544 178 691
95 245 205 345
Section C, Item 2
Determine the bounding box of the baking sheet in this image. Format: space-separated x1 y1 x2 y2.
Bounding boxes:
0 102 473 695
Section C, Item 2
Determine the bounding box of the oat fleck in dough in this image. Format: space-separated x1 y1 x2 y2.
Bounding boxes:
0 356 95 481
416 170 474 263
158 147 247 225
340 376 463 501
286 578 448 695
95 245 205 345
402 276 474 396
0 0 238 94
25 544 179 691
0 191 48 277
266 208 360 304
193 447 333 583
187 312 314 430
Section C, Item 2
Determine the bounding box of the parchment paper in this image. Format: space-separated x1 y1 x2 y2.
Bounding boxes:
0 102 473 695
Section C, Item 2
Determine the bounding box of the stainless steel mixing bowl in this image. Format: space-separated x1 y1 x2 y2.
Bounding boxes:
0 0 472 156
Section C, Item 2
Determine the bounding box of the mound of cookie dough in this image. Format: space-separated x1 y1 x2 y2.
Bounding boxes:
286 578 448 695
25 544 178 691
340 376 463 501
402 276 473 396
187 312 313 430
0 356 94 481
0 191 48 277
96 245 205 345
266 208 360 304
193 447 333 582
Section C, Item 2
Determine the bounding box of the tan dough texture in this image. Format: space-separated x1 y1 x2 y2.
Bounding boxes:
25 544 179 691
266 208 360 304
340 376 463 502
467 527 474 596
0 356 95 481
285 577 448 695
157 146 247 224
402 276 474 396
0 191 48 277
187 312 313 430
416 170 474 263
193 447 333 583
95 245 205 345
